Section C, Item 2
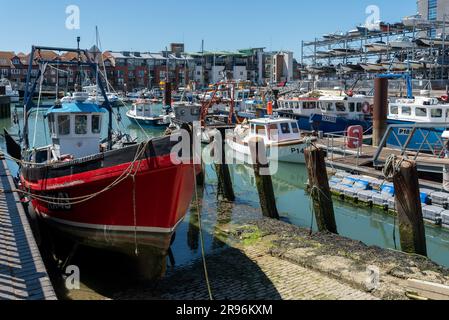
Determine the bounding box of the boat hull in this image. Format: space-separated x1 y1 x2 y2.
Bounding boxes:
126 113 168 127
20 137 196 278
227 139 306 164
276 111 372 134
386 119 445 151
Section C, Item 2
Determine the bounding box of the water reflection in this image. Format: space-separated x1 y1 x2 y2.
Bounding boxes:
3 102 449 270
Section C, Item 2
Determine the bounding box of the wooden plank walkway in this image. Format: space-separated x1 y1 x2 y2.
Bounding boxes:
0 158 56 300
316 136 449 171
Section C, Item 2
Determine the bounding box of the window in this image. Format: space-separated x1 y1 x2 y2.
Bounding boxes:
75 115 88 135
48 114 55 135
431 109 443 118
191 108 200 116
269 124 278 140
321 102 334 112
349 103 355 112
92 115 101 134
291 122 299 133
58 115 70 135
304 102 316 110
280 123 291 134
256 125 266 136
415 108 427 117
356 103 363 112
390 106 399 115
402 107 412 116
336 102 346 112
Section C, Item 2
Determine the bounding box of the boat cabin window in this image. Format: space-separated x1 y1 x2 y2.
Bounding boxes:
75 115 88 135
431 109 443 118
291 122 299 133
255 125 266 136
92 115 101 134
336 102 346 112
58 115 71 135
303 102 316 110
356 103 363 112
349 103 355 112
321 102 335 112
269 124 278 140
390 106 399 115
48 114 56 135
280 123 291 134
401 107 412 116
191 108 200 116
415 108 427 117
137 105 143 112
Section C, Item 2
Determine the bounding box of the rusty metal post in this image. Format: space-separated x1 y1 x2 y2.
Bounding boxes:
373 78 389 147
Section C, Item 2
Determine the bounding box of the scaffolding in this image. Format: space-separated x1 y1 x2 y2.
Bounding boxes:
300 19 449 82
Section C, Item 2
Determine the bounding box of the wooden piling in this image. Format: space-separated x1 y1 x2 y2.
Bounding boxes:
373 78 388 147
304 146 338 234
248 137 279 220
164 82 172 107
0 95 11 119
393 159 427 256
215 127 235 202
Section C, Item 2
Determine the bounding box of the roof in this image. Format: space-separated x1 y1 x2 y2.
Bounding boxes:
249 117 297 125
188 51 246 58
0 51 14 67
319 96 347 101
35 50 60 61
46 102 106 115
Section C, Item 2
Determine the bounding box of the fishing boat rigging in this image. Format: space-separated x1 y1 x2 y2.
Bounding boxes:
5 40 197 279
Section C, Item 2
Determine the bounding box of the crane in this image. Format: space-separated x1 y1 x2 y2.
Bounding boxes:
376 72 413 99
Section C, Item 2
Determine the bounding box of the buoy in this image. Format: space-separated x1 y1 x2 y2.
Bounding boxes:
267 101 273 115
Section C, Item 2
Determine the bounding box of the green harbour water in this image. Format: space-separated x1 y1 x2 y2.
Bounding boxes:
2 101 449 273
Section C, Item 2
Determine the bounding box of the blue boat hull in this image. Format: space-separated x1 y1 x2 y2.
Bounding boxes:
386 119 446 151
276 111 372 134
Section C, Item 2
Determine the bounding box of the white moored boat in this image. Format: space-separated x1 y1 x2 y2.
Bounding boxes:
227 118 310 164
0 78 20 103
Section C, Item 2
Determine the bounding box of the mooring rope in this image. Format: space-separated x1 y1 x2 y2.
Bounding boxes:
192 162 214 300
2 141 150 206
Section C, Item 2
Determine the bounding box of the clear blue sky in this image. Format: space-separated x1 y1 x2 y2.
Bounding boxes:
1 0 417 58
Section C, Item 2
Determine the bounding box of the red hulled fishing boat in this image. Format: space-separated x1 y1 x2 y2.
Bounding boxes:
5 43 196 279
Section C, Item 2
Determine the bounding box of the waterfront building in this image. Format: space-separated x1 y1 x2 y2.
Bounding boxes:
418 0 449 36
0 44 299 91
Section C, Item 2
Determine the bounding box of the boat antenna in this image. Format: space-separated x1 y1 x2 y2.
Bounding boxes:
76 36 82 91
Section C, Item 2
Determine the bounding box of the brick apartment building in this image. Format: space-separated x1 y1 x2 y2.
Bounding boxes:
0 44 300 92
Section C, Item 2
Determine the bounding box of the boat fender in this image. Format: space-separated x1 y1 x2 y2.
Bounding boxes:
442 95 449 102
444 142 449 192
362 102 371 114
346 90 354 97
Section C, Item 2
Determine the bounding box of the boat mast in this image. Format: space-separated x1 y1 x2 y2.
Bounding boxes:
96 26 111 93
76 37 82 92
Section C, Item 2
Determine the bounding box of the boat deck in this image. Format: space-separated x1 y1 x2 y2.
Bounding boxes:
0 158 56 300
315 136 448 190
